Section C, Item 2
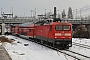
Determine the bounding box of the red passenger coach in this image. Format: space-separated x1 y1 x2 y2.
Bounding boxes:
18 23 35 39
35 20 72 49
10 25 20 35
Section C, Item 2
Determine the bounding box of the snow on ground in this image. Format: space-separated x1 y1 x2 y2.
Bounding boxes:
3 35 73 60
70 38 90 60
2 35 90 60
72 38 90 46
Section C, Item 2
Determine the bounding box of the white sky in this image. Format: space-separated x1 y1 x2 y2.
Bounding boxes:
0 0 90 17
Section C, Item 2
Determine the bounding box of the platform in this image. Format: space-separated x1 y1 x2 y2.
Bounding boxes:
0 44 12 60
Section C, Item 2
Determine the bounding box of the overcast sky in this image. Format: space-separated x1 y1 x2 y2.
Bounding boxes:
0 0 90 17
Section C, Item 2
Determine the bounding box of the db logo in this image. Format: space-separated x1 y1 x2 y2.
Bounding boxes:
62 31 64 33
61 34 64 36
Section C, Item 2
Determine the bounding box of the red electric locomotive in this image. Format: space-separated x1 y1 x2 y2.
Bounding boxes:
35 19 72 49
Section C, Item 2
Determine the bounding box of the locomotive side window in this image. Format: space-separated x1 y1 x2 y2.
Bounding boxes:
63 26 70 30
29 29 31 32
50 25 52 31
55 25 62 30
18 29 19 31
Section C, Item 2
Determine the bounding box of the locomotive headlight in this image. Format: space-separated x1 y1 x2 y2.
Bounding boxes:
55 33 61 36
64 33 71 36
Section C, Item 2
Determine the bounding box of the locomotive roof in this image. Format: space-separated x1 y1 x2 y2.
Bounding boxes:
19 22 34 27
44 22 72 25
53 22 72 25
35 18 63 26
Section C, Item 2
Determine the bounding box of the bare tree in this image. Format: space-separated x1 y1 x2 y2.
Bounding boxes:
62 9 66 18
68 7 73 19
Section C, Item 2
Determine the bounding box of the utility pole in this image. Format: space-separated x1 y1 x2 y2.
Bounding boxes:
35 8 36 19
24 10 25 17
30 10 32 18
72 10 74 19
12 7 13 18
45 9 46 18
1 8 2 18
57 10 59 18
76 9 77 19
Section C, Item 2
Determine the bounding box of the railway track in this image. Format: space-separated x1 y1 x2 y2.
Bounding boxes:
39 42 90 60
73 42 90 49
27 39 80 60
10 35 90 60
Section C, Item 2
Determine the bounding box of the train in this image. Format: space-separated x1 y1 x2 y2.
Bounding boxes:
9 18 72 49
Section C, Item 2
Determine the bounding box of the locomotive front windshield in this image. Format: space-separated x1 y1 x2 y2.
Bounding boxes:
63 26 70 30
55 25 70 30
55 26 62 30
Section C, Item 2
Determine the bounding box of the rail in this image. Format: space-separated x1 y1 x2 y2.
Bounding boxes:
73 42 90 49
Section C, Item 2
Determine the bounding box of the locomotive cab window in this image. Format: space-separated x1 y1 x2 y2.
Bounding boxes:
55 25 62 30
63 26 70 30
55 25 70 30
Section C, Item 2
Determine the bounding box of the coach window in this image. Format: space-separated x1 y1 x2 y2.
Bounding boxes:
50 25 52 31
29 29 31 32
18 29 19 31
